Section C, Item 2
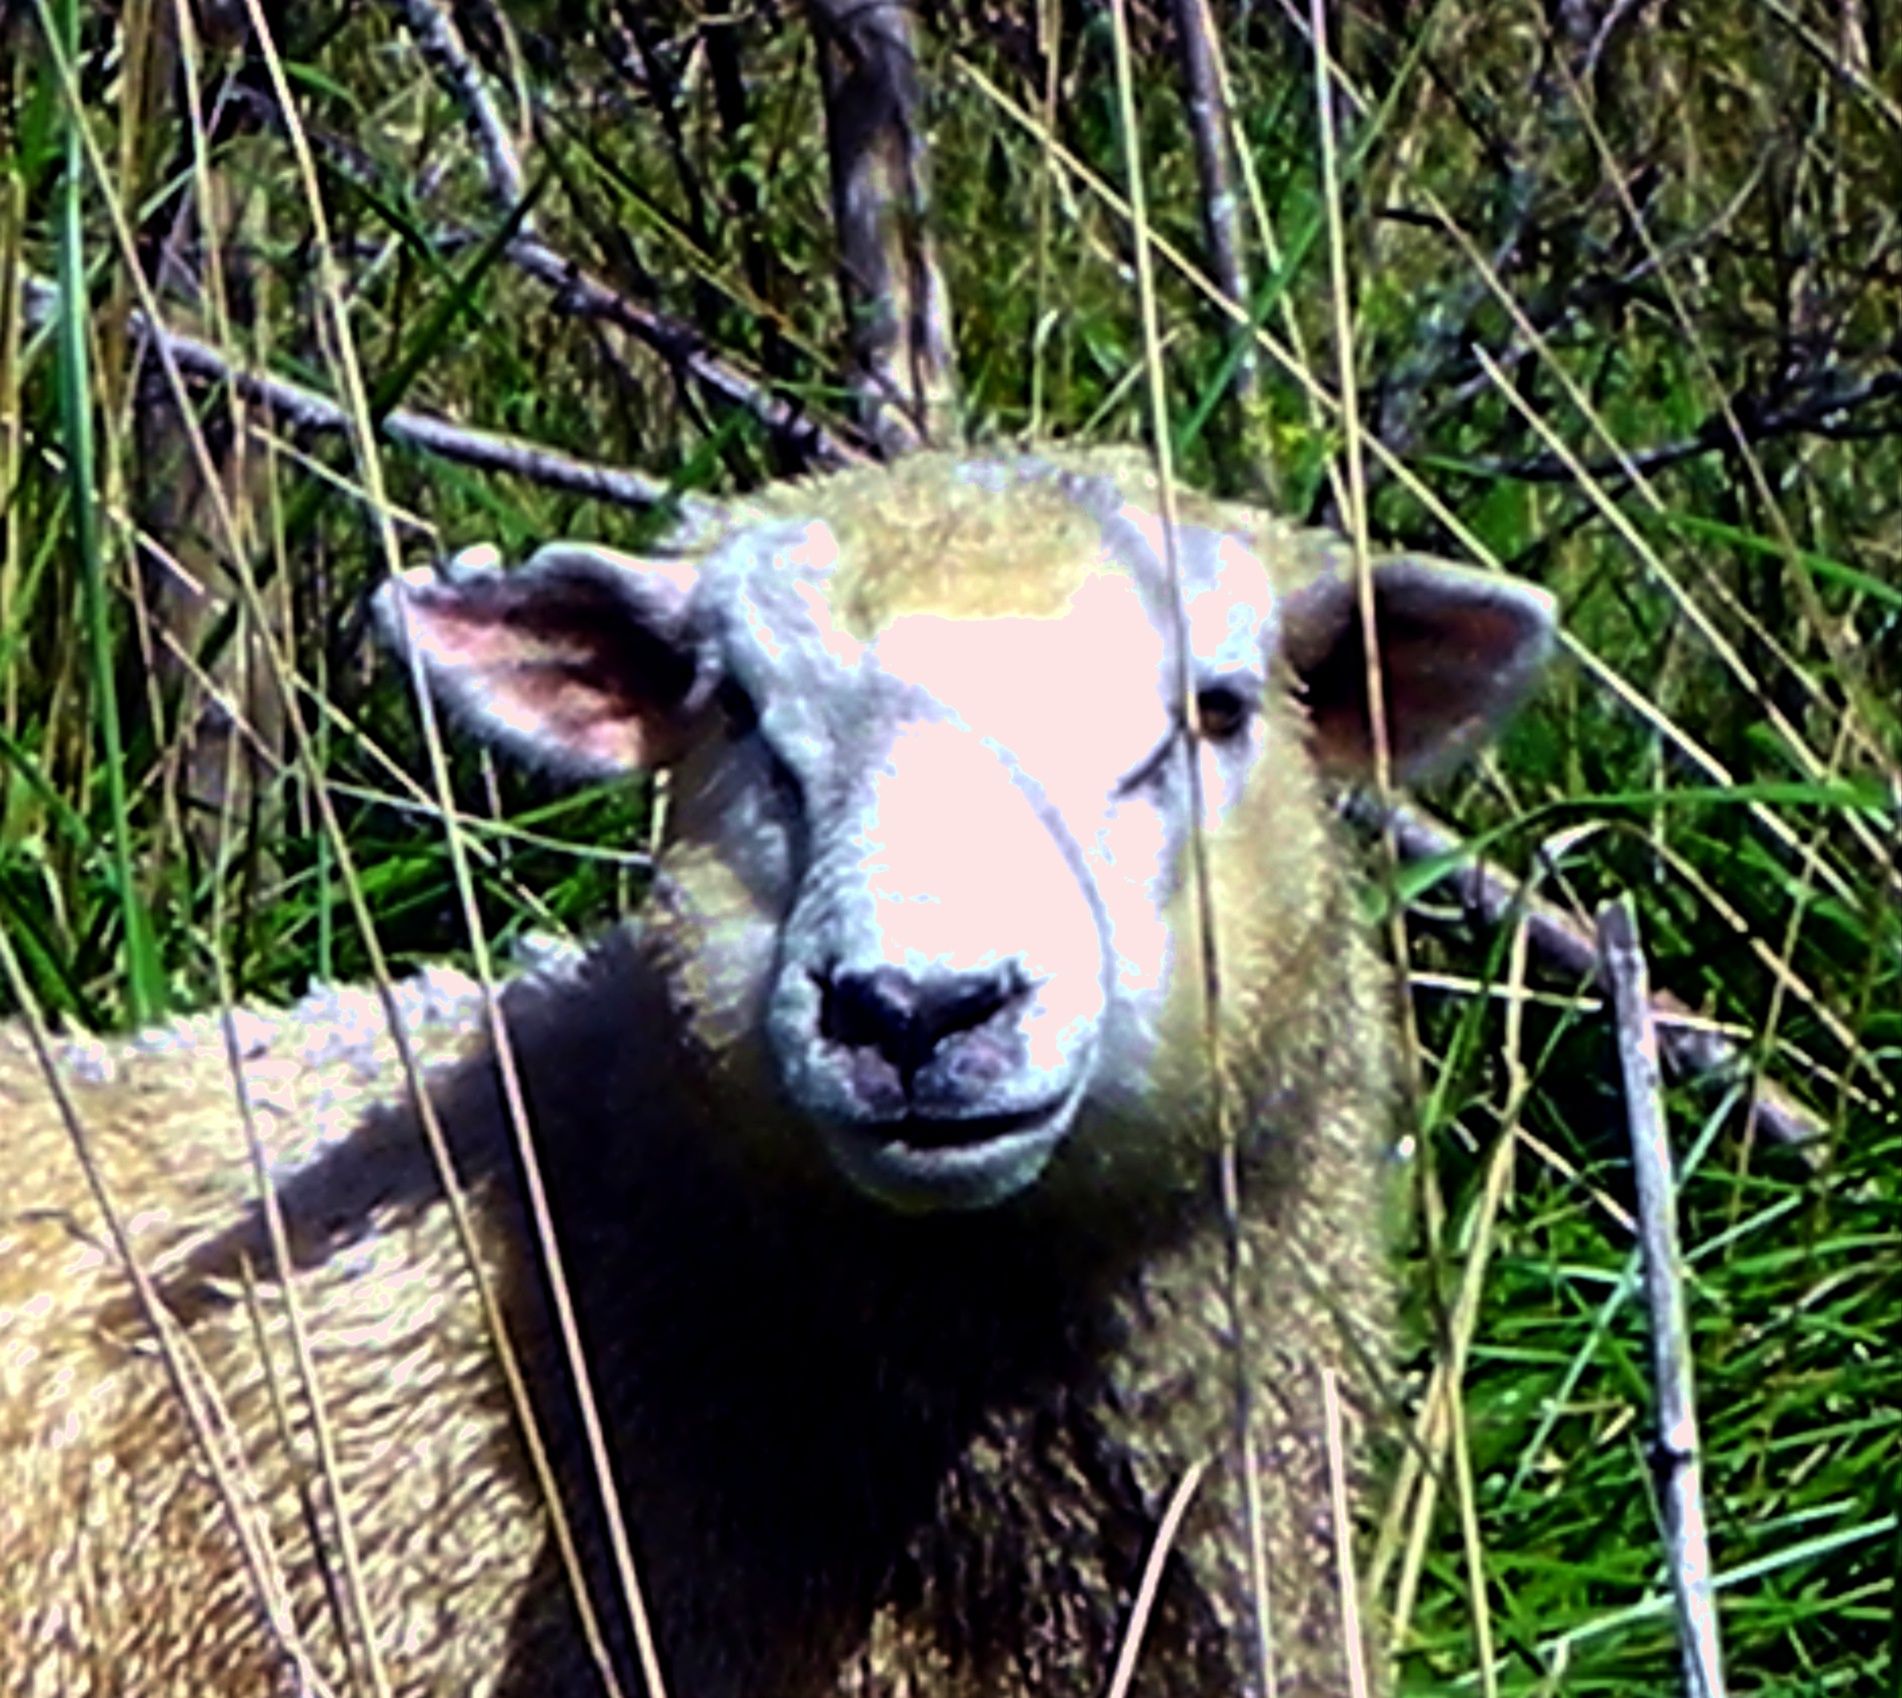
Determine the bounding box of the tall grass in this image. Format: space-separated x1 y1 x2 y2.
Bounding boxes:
1 0 1895 1691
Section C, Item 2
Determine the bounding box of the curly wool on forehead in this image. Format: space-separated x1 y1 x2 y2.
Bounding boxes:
762 455 1113 637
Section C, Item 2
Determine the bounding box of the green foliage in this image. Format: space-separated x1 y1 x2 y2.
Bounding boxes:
0 0 1894 1691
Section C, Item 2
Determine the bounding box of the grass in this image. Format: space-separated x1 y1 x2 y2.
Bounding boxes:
1 0 1897 1692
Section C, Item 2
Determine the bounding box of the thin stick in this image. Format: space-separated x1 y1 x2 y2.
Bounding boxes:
807 0 958 453
503 237 861 472
389 0 527 215
1598 897 1728 1698
1170 0 1255 407
18 274 721 523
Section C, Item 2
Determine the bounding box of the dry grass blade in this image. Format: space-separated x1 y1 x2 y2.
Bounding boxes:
0 930 337 1697
1104 1462 1208 1698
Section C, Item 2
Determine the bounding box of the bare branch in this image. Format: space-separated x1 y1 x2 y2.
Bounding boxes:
808 0 960 454
1464 363 1902 487
389 0 529 216
22 277 729 535
502 236 863 471
1598 898 1729 1698
209 74 859 473
1171 0 1255 404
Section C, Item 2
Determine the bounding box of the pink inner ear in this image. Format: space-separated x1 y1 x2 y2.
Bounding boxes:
1286 562 1552 780
492 657 688 770
390 561 703 776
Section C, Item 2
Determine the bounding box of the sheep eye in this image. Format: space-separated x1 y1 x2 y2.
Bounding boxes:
1194 683 1252 743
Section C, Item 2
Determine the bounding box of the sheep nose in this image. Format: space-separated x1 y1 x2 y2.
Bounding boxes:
818 964 1016 1080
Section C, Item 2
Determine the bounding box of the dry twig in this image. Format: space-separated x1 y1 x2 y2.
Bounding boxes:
502 236 861 472
389 0 528 216
21 277 728 533
1170 0 1256 408
808 0 959 453
1598 896 1729 1698
207 68 855 475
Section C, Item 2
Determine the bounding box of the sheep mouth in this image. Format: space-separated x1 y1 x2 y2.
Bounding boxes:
822 1099 1076 1212
882 1102 1066 1150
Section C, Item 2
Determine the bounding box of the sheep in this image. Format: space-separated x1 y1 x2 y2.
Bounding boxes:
0 448 1553 1697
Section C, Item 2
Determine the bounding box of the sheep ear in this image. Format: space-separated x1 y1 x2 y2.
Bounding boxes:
375 542 709 779
1281 557 1555 781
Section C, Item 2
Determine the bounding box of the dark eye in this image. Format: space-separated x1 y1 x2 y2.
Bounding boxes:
716 677 759 737
1194 683 1252 743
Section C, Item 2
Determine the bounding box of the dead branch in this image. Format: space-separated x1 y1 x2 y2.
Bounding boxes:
388 0 529 217
1464 365 1902 486
808 0 960 454
1171 0 1256 406
1598 898 1729 1698
501 236 862 472
210 70 856 474
22 277 729 534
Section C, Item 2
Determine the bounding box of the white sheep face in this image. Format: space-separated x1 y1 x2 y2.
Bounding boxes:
380 452 1552 1211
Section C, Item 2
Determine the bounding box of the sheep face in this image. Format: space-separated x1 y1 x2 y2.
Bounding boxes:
380 451 1552 1214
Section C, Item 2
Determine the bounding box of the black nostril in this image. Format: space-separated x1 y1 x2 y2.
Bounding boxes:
818 964 1016 1078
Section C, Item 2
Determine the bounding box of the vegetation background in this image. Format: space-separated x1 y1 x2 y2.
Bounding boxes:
1 0 1897 1691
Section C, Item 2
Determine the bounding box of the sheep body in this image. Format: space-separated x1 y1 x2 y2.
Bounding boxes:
0 450 1551 1696
0 969 540 1693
